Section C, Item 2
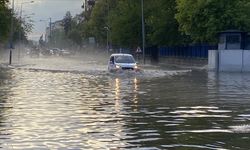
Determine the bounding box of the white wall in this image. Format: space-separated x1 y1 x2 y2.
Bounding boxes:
219 50 243 72
208 50 218 71
242 50 250 71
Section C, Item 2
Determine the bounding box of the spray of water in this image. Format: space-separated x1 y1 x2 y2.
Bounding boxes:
0 46 192 79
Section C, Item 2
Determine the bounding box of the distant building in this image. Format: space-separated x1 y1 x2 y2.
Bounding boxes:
73 14 84 24
45 20 64 43
51 20 64 30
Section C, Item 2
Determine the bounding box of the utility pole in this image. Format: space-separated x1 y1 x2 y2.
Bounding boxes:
49 17 52 47
141 0 146 64
9 0 14 65
18 4 22 62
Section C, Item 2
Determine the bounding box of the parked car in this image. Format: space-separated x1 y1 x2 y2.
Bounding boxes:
108 53 141 72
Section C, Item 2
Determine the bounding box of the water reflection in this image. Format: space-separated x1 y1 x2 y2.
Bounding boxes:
208 72 250 132
0 68 250 149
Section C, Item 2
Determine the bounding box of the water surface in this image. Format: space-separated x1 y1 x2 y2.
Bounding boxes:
0 64 250 149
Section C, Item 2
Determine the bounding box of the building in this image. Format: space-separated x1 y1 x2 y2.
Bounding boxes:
209 30 250 72
45 20 64 43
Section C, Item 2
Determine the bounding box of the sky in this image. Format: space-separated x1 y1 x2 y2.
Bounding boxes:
15 0 83 41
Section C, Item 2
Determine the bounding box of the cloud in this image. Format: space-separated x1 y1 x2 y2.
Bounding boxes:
24 0 83 40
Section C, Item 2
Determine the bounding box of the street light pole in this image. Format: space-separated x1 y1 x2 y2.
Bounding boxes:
49 17 52 44
9 0 15 65
18 3 23 62
141 0 146 64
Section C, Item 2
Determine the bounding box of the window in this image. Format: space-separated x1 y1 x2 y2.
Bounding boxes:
219 36 225 44
115 56 135 63
110 56 114 64
226 35 240 44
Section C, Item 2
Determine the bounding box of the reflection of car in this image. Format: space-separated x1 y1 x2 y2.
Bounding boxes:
108 53 140 72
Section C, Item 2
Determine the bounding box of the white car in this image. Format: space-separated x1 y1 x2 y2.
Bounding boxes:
108 53 140 72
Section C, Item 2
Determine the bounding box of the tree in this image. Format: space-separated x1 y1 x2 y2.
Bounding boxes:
146 0 189 46
0 0 11 42
13 16 33 43
176 0 250 43
85 0 117 45
63 11 72 35
0 0 32 44
109 0 141 48
67 20 83 46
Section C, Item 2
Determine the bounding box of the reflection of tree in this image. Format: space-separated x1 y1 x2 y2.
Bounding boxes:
0 68 13 143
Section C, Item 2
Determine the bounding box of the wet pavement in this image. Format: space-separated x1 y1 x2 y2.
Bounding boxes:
0 55 250 149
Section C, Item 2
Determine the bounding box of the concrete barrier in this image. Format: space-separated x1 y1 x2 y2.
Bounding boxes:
243 50 250 72
208 50 218 71
219 50 243 72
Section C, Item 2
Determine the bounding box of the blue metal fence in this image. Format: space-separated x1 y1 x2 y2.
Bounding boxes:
159 45 217 59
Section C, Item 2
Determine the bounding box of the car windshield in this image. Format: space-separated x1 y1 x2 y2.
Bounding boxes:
115 55 135 63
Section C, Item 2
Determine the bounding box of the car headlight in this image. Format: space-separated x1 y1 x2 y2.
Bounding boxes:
116 65 121 69
134 65 138 69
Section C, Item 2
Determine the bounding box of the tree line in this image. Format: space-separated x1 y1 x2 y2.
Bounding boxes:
0 0 32 47
60 0 250 49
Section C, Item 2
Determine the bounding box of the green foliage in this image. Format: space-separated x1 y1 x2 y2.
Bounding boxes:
68 29 82 46
61 0 250 48
176 0 250 43
0 0 31 43
88 0 187 47
109 0 141 48
63 11 72 35
87 0 108 44
13 16 33 43
0 0 11 42
146 0 188 46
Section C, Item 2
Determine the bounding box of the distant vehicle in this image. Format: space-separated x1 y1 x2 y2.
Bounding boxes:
59 49 72 56
51 48 61 56
41 48 52 56
108 53 141 72
50 48 73 56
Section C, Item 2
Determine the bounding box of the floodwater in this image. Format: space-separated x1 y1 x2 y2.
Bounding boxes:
0 56 250 149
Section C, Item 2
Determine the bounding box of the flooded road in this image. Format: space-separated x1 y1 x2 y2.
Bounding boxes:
0 56 250 149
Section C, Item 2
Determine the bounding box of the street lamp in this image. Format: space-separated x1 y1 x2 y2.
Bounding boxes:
141 0 145 64
9 0 14 65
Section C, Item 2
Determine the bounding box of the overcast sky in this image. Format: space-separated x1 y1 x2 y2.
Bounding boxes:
15 0 83 41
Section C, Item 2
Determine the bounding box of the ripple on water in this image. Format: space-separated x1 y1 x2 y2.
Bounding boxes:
1 65 250 149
